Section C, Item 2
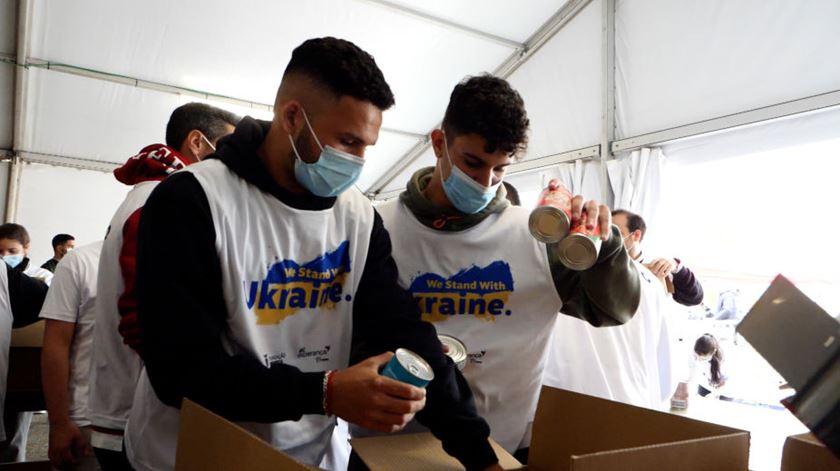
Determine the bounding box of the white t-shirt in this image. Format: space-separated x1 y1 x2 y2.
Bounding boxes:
371 199 562 453
39 241 103 426
24 265 53 286
89 181 158 432
126 160 374 471
0 261 11 442
543 261 677 410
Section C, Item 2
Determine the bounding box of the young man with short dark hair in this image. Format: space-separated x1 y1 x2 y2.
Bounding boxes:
362 74 640 460
88 101 238 470
41 234 76 273
127 37 501 471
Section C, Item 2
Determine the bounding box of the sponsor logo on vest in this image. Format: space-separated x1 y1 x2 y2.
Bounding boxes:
245 241 353 325
468 350 487 364
409 261 515 323
264 352 286 367
297 345 331 363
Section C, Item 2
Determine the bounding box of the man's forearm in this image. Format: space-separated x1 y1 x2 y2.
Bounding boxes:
41 322 73 425
549 225 641 326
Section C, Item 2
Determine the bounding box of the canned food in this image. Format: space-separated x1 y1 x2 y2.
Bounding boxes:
380 348 435 387
439 334 468 371
529 183 573 244
556 221 602 271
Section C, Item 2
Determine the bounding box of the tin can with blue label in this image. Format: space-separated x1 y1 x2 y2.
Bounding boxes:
380 348 435 387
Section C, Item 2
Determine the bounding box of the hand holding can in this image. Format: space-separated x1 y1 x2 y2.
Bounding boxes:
380 348 435 387
328 352 427 433
529 180 573 243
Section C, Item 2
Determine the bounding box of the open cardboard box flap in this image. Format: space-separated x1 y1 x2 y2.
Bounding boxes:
175 399 323 471
351 433 523 470
528 387 749 471
781 433 840 471
353 386 749 471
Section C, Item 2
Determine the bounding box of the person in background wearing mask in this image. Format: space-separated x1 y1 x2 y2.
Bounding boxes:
40 241 103 470
0 261 48 463
126 37 503 471
0 223 51 462
88 102 238 470
0 224 54 286
671 333 730 408
612 209 704 306
350 75 640 463
41 234 76 273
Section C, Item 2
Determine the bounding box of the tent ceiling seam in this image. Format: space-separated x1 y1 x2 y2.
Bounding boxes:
365 0 596 196
0 54 425 140
612 89 840 154
355 0 524 50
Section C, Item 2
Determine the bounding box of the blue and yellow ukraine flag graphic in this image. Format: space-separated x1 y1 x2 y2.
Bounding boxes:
245 241 352 325
409 261 515 323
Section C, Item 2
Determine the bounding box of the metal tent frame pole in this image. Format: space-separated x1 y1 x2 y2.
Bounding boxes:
6 0 32 222
365 0 595 196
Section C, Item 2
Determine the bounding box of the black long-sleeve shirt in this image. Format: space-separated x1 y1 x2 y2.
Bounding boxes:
7 264 49 328
135 117 496 470
671 264 704 306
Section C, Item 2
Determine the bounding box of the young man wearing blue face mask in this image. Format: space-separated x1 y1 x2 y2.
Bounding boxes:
365 75 641 462
126 38 502 471
0 223 51 463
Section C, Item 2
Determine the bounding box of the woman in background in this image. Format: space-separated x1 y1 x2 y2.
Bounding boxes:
671 333 730 408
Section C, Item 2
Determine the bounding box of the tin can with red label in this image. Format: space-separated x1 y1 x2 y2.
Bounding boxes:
529 183 573 244
556 219 602 271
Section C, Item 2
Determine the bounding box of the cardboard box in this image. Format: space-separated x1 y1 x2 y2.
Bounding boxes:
737 275 840 458
351 433 523 470
175 399 322 471
10 320 45 347
176 398 519 471
352 386 749 471
781 433 840 470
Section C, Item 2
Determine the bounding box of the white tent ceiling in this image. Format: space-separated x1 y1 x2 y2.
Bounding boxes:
2 0 840 265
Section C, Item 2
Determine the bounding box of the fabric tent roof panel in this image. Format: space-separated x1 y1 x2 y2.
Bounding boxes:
30 0 514 134
380 0 569 43
615 0 840 138
380 146 436 193
0 64 13 149
355 133 423 193
1 0 15 54
508 0 602 161
23 68 181 163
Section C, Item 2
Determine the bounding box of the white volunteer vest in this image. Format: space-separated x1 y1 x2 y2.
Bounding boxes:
126 160 373 470
89 181 157 432
543 261 676 410
377 199 562 453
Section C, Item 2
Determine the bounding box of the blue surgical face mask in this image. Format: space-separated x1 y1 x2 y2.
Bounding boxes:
3 254 23 269
440 136 502 214
289 108 365 198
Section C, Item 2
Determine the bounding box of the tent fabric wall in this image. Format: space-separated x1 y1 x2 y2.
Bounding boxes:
615 0 840 139
22 68 182 163
606 147 664 223
15 163 129 267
